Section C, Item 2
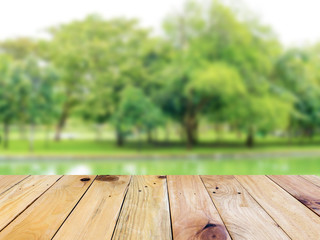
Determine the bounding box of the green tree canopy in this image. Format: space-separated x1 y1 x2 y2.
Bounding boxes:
112 86 164 145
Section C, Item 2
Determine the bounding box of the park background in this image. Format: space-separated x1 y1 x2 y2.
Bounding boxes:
0 0 320 175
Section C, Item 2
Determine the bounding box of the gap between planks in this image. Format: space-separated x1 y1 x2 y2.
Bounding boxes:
53 175 130 240
201 175 290 240
0 175 30 196
0 175 95 239
1 175 320 240
112 175 172 240
267 175 320 217
0 175 63 232
235 175 320 240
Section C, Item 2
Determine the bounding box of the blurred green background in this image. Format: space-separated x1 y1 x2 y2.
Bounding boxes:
0 0 320 175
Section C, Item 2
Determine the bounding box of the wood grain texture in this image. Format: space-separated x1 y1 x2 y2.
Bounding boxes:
300 175 320 188
0 175 29 195
53 175 131 240
168 175 231 240
201 175 290 240
112 175 172 240
0 175 61 231
236 175 320 240
0 175 95 240
268 175 320 216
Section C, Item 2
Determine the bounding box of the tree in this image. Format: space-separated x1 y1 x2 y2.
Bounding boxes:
160 0 283 147
0 38 37 60
42 15 152 143
111 86 164 145
0 55 27 148
229 93 293 147
274 48 320 138
22 56 59 151
0 37 39 140
185 62 246 147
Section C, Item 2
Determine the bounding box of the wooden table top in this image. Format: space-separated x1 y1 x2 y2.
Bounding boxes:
0 175 319 239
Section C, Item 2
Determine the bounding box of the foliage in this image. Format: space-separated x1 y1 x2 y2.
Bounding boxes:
274 48 320 137
0 0 319 149
112 86 164 144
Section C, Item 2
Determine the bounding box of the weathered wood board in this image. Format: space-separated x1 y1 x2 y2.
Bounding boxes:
0 175 319 240
268 175 320 216
236 175 320 240
0 175 29 195
112 175 172 240
53 175 130 240
167 175 231 240
202 175 290 240
0 175 95 239
0 175 61 231
300 175 320 188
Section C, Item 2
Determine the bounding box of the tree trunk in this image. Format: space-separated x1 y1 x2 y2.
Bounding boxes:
215 124 222 142
179 126 185 142
3 122 10 149
45 125 51 148
165 125 170 142
246 127 254 148
29 124 35 152
95 124 103 142
236 129 242 139
19 124 27 141
147 129 153 144
116 127 124 147
153 128 158 143
184 115 198 149
55 105 69 141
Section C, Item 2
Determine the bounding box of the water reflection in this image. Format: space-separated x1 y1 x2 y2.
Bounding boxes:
0 158 319 175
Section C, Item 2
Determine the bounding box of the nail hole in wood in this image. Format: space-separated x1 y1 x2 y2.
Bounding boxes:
80 178 90 182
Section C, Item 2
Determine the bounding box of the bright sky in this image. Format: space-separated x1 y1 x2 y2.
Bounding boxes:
0 0 319 46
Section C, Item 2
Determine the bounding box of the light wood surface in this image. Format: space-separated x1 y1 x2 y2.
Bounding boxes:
0 175 95 240
0 175 29 195
167 175 231 240
0 175 319 240
112 175 172 240
53 175 130 240
0 175 61 231
268 175 320 216
201 175 290 240
300 175 320 188
236 175 320 240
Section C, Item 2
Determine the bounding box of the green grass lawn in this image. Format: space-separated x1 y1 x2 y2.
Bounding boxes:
4 121 320 157
1 139 319 175
1 139 320 156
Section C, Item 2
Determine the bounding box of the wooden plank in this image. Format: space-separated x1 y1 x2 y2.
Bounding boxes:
268 175 320 216
0 175 29 195
201 175 290 240
0 175 95 240
300 175 320 188
112 175 172 240
236 175 320 240
0 175 61 231
167 175 231 240
53 175 131 240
